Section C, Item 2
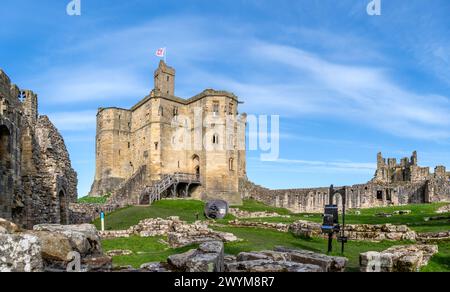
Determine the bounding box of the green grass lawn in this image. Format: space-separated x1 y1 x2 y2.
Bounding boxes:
101 227 401 271
421 242 450 272
94 199 449 233
101 226 450 272
102 236 196 268
240 202 450 233
231 199 292 215
93 199 235 230
96 199 450 271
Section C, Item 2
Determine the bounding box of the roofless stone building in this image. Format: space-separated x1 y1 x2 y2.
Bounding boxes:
0 69 77 228
241 152 450 213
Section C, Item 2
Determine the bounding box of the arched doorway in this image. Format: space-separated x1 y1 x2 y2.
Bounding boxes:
59 190 67 225
0 125 11 170
195 166 200 180
192 155 200 179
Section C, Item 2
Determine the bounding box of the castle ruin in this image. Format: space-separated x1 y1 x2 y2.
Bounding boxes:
242 152 450 213
89 61 246 205
0 69 78 228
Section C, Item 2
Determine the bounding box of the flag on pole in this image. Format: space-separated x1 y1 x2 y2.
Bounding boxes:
155 47 166 58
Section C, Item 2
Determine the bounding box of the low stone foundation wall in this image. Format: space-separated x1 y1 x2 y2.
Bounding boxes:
229 219 416 242
360 244 438 272
69 203 119 224
289 221 416 241
99 217 238 248
417 231 450 243
229 208 290 219
436 204 450 214
121 243 348 273
229 220 290 232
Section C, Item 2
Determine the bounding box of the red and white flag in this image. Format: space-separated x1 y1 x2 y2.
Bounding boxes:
155 47 166 58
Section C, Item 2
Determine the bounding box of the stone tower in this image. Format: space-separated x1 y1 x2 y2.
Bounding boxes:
89 61 247 205
154 60 175 96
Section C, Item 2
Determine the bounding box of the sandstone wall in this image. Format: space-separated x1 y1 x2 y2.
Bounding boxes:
239 178 445 214
0 69 77 228
89 61 246 205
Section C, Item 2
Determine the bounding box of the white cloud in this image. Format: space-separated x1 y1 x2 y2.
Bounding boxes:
28 15 450 142
270 158 376 171
46 110 97 131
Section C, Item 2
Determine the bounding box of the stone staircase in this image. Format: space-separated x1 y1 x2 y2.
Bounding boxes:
106 166 148 207
139 173 201 205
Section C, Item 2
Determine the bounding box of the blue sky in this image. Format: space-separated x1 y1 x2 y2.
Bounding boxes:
1 0 450 197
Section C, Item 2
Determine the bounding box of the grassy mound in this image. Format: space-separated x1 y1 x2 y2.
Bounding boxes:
93 199 234 230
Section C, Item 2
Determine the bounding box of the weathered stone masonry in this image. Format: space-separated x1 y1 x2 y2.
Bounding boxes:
0 69 77 228
241 152 450 213
89 61 247 205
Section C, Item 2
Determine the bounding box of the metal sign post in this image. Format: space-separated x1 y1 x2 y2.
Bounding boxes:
100 211 105 232
322 185 348 255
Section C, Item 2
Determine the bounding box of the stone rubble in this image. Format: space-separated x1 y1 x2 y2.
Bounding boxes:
230 219 416 242
417 231 450 243
106 250 133 257
0 218 111 272
99 216 238 248
290 221 417 241
229 219 290 232
34 224 103 256
229 208 291 219
0 233 43 272
134 242 347 273
227 247 347 272
360 244 438 272
436 204 450 214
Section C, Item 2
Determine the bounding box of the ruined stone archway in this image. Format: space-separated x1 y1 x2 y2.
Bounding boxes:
59 190 67 225
0 125 11 170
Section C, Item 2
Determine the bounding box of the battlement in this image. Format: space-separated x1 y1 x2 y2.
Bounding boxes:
377 151 418 169
374 151 446 184
154 60 175 96
19 90 38 126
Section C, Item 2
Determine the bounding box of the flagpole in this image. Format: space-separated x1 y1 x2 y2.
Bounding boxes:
164 47 167 63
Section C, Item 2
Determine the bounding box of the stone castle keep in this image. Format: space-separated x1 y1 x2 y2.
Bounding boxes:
242 151 450 213
0 69 77 228
89 61 246 205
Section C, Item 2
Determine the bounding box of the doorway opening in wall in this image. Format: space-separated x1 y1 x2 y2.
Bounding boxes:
0 125 11 170
386 190 392 201
377 190 383 201
192 154 200 180
195 166 200 180
59 190 67 225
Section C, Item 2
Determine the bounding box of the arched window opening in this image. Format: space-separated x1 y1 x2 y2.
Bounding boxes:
229 158 234 171
59 190 67 225
212 134 219 145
